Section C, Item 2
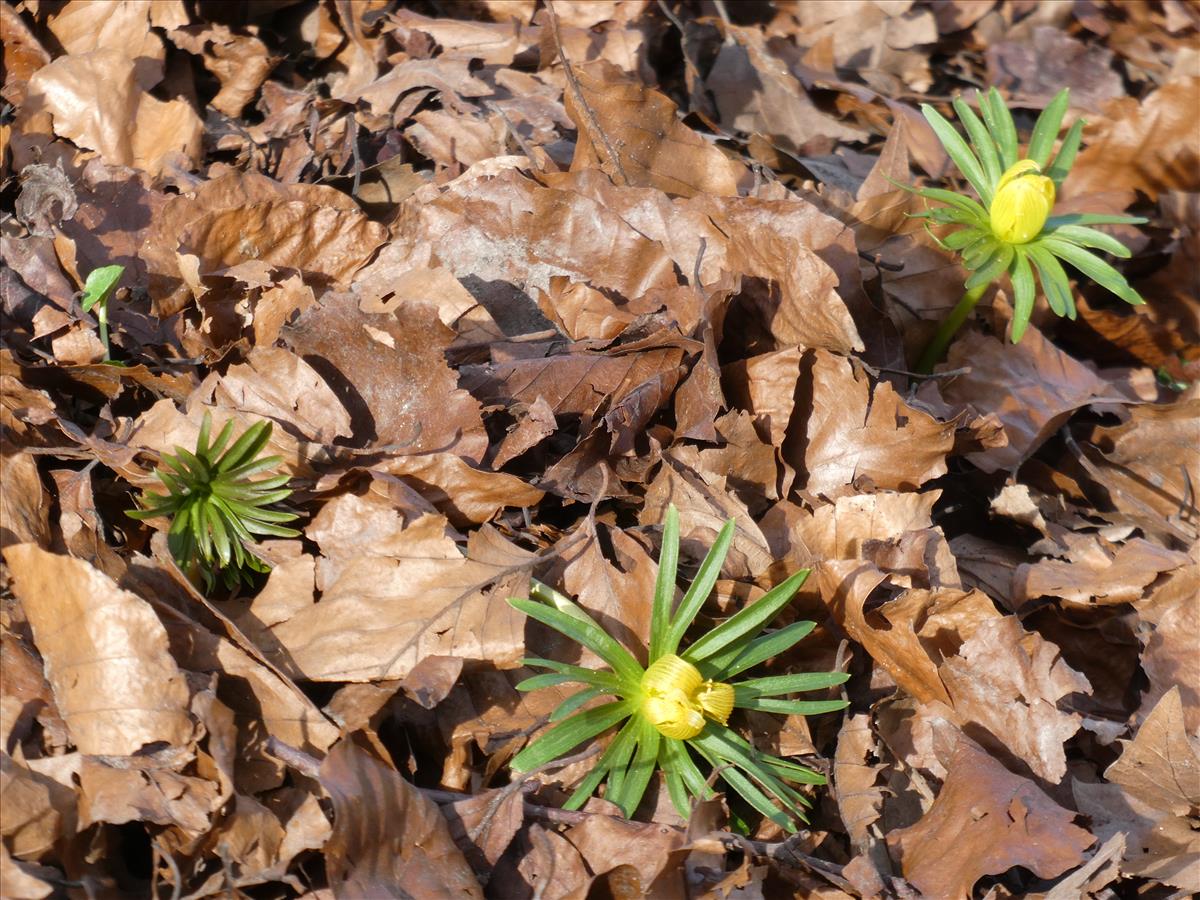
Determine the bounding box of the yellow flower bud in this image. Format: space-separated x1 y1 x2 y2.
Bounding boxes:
990 160 1055 244
640 654 736 739
696 680 735 725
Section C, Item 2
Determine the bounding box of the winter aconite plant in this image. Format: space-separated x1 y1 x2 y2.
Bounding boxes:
127 413 299 590
909 87 1146 371
509 506 848 831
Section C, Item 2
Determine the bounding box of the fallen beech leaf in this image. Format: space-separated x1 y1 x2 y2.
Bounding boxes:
564 816 684 892
887 735 1095 898
565 61 746 198
282 291 488 459
3 544 193 755
1016 537 1190 605
443 787 525 879
833 712 886 849
267 509 532 681
47 0 167 90
320 740 483 899
78 756 219 834
708 23 867 154
167 23 273 117
0 451 50 548
0 757 62 860
987 25 1125 111
924 328 1110 474
1105 687 1200 817
508 823 593 900
804 351 955 495
1068 77 1200 200
26 49 201 176
939 616 1091 782
1136 565 1200 733
373 453 544 526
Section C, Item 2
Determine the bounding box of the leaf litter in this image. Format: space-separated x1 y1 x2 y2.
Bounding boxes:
1 1 1198 898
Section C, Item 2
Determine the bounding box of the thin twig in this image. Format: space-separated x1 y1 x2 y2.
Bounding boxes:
546 0 629 184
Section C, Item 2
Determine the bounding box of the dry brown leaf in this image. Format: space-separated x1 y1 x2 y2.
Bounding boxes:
803 350 955 495
267 508 532 682
565 61 746 198
0 451 50 548
987 25 1125 111
167 23 273 117
282 291 488 459
565 816 685 893
507 823 593 899
373 453 544 526
1073 778 1200 891
320 740 483 899
26 49 201 176
1016 537 1190 605
1068 77 1200 200
46 0 167 89
211 346 353 445
1087 397 1200 541
887 735 1095 898
924 328 1111 473
0 844 54 900
1136 564 1200 733
707 23 867 154
3 544 193 756
832 712 886 849
78 756 219 834
1105 687 1200 817
0 757 63 861
443 787 525 879
939 615 1091 782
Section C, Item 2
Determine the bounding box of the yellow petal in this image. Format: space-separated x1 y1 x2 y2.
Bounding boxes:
641 654 703 697
642 693 705 740
990 160 1055 244
696 680 734 725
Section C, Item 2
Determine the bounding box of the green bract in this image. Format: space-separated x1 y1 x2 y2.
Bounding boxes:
910 87 1146 348
509 505 848 832
127 412 300 590
80 264 124 361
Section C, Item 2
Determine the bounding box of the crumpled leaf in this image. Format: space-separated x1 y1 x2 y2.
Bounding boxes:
266 507 532 682
804 350 955 495
3 544 193 755
26 48 201 176
320 739 483 899
888 735 1095 898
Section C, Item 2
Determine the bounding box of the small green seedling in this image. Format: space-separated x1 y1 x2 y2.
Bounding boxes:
80 264 124 361
904 87 1146 370
127 412 300 591
510 505 848 832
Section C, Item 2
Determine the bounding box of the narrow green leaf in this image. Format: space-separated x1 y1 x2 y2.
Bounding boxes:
1041 238 1144 306
702 621 817 680
217 420 274 473
737 698 852 715
515 672 599 692
914 186 990 223
683 569 809 663
1044 224 1132 258
563 716 639 810
962 234 999 270
1026 243 1075 318
520 658 622 691
663 517 736 655
953 96 1001 188
608 720 660 817
550 687 608 722
1028 88 1070 168
207 504 232 566
965 242 1014 290
509 598 643 683
981 88 1018 170
921 104 993 204
1046 117 1084 185
664 766 691 820
650 505 679 659
761 757 826 786
1045 213 1148 228
1010 250 1036 343
509 700 631 773
734 671 850 698
943 227 987 250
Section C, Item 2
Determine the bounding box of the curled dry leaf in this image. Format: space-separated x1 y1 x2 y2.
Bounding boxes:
3 544 193 756
887 735 1095 899
26 49 201 177
267 508 532 682
804 350 955 495
1105 687 1200 818
319 740 483 899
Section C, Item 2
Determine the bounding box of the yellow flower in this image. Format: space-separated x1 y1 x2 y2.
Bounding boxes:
990 160 1055 244
640 654 733 739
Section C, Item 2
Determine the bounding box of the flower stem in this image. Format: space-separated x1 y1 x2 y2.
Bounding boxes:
915 282 988 374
